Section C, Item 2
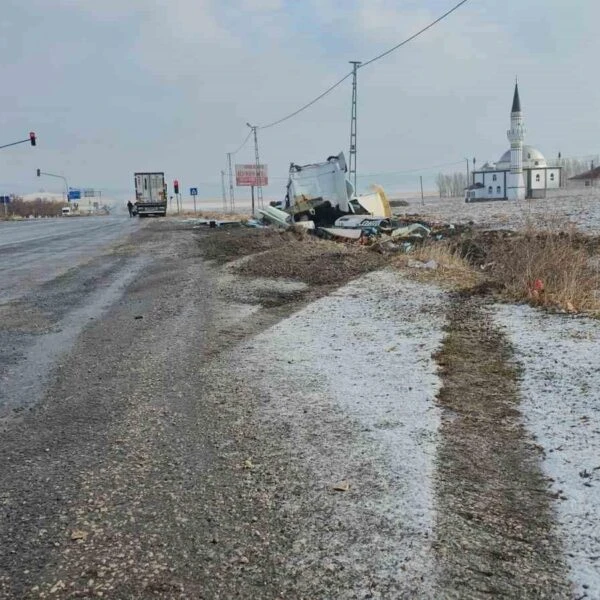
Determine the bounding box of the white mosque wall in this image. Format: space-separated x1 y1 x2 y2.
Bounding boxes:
473 170 507 199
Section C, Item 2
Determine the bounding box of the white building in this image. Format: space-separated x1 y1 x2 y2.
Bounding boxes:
466 83 561 202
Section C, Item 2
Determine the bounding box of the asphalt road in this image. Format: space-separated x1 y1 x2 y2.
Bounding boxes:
0 216 142 418
0 216 139 303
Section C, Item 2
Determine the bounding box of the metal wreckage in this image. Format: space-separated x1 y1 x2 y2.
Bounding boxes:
256 152 458 252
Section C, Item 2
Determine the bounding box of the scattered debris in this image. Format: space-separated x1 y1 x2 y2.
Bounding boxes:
391 223 431 240
70 530 89 542
408 260 439 270
332 481 350 492
319 228 363 241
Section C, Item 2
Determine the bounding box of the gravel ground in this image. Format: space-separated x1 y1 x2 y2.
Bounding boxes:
494 305 600 599
224 271 448 598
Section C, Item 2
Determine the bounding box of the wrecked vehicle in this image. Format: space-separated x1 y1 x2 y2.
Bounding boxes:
274 152 392 226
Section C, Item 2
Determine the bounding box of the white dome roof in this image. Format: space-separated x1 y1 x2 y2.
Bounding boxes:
497 145 547 169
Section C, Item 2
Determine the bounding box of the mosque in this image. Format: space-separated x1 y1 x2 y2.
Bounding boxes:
466 82 561 201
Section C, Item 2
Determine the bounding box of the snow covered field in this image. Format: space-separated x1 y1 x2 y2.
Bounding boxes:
399 189 600 233
232 271 447 597
494 304 600 598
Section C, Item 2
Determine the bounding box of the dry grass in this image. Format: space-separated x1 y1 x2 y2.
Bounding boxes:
392 242 483 291
484 227 600 314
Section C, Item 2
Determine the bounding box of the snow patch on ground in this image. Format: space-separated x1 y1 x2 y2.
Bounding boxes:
234 270 447 596
403 190 600 233
494 304 600 598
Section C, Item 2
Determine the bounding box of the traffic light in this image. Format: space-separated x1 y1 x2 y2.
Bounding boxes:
36 168 41 177
174 180 179 194
29 132 36 146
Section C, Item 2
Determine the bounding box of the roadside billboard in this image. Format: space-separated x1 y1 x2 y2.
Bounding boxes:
235 164 268 187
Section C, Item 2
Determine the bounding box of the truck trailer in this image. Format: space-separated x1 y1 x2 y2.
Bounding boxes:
134 172 167 217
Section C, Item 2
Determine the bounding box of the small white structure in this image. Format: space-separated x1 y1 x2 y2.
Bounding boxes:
568 165 600 189
466 83 561 202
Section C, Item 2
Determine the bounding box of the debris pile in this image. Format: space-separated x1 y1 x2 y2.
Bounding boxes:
252 151 467 253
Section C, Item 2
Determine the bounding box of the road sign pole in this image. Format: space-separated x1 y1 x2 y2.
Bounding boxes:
193 194 197 214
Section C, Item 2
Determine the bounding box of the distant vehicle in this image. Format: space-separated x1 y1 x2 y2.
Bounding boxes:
134 172 167 217
61 206 71 216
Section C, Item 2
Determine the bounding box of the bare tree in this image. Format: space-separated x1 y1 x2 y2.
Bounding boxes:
436 172 467 198
2 196 66 219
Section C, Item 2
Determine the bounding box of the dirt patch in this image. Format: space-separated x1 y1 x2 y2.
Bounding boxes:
198 228 388 291
196 228 297 263
433 297 571 597
233 243 387 286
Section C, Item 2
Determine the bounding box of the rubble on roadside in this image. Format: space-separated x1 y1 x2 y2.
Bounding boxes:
248 151 471 253
190 152 471 253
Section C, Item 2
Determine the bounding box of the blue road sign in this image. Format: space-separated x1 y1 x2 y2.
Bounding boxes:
0 196 11 204
190 187 198 196
68 189 81 201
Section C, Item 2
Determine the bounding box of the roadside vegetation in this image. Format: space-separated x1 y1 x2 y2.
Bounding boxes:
195 221 600 316
0 197 66 219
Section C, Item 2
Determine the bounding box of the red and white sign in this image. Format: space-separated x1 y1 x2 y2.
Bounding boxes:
235 164 268 187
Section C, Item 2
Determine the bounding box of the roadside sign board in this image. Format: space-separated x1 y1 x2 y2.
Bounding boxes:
0 196 11 204
190 187 198 196
68 189 81 201
235 164 268 187
83 189 95 198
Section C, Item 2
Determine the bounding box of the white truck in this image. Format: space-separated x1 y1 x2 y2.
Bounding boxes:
134 172 167 217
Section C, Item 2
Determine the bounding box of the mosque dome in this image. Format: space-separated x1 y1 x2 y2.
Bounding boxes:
497 145 547 170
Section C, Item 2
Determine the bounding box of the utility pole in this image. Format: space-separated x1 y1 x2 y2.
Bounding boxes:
247 123 263 210
221 170 227 212
227 152 235 212
348 61 361 193
465 158 470 186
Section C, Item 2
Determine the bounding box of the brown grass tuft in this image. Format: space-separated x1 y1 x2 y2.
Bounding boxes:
393 242 483 291
483 227 600 314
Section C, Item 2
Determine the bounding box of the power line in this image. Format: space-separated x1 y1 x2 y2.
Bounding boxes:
250 0 469 133
360 0 470 68
227 0 471 182
356 160 465 177
231 129 253 155
258 72 353 130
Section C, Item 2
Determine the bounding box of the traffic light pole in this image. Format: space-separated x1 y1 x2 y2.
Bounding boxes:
1 133 36 150
37 170 69 202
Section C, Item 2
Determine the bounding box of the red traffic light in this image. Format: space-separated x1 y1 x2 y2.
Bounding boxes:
36 168 41 177
29 132 36 146
173 179 179 194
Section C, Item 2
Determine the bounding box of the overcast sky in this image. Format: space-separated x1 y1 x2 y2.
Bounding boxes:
1 0 598 201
